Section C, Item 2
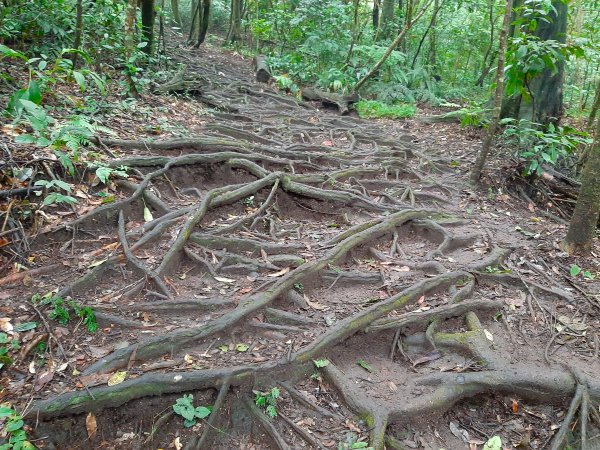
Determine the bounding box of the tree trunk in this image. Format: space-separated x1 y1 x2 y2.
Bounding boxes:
354 0 433 92
470 0 513 183
427 0 438 68
373 0 380 30
562 120 600 254
500 0 567 125
71 0 84 68
587 77 600 130
381 0 396 38
170 0 182 28
124 0 139 97
194 0 211 47
227 0 242 43
141 0 155 54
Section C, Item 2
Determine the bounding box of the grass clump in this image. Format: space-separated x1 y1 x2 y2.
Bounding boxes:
355 100 416 119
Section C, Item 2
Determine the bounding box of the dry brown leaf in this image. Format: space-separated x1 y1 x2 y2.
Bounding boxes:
86 412 97 439
304 294 328 311
34 370 54 391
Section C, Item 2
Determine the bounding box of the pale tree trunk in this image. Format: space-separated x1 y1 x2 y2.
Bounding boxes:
353 0 433 92
227 0 243 43
475 0 496 86
124 0 139 97
171 0 182 28
469 0 513 183
562 119 600 254
380 0 395 38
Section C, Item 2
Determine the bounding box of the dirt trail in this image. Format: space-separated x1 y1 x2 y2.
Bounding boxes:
3 45 600 450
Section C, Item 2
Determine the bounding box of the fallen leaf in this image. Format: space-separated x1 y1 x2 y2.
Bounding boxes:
449 421 469 443
267 267 290 277
34 370 54 391
107 371 127 386
392 266 410 272
214 276 235 283
412 350 442 367
484 329 494 341
511 399 519 413
388 381 398 391
173 436 182 450
86 412 97 439
0 317 13 332
143 206 153 222
184 354 194 364
304 294 328 311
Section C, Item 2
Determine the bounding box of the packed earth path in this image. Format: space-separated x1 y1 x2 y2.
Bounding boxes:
3 43 600 450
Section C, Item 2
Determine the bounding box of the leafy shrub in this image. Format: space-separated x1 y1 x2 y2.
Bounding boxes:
500 119 592 175
355 101 416 119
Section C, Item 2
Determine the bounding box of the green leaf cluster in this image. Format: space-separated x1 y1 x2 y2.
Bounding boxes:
172 394 212 427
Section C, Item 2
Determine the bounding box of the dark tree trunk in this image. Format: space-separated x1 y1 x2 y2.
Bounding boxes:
72 0 83 68
373 0 380 30
500 0 567 125
170 0 182 27
141 0 155 54
195 0 210 46
563 120 600 254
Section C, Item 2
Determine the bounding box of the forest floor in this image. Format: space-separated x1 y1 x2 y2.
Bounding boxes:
2 41 600 450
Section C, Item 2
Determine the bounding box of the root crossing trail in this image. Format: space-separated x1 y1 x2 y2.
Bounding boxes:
8 47 600 449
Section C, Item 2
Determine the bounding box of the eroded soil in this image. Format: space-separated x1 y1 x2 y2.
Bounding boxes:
1 42 600 450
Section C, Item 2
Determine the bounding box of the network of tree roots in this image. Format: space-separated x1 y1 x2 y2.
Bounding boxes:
7 50 600 449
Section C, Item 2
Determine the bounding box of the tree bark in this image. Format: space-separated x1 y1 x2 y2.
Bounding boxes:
381 0 396 38
124 0 139 97
500 0 567 125
469 0 513 183
141 0 155 54
563 120 600 254
373 0 380 30
227 0 242 43
170 0 182 28
195 0 211 47
72 0 83 68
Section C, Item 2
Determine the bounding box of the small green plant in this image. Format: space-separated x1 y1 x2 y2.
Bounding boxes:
242 196 255 207
0 405 35 449
293 283 304 294
0 334 20 371
313 358 329 368
34 179 77 206
254 386 280 418
32 293 98 332
338 433 373 450
570 264 596 280
355 101 416 119
172 394 212 427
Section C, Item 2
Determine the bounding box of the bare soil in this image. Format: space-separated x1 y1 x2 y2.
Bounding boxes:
1 42 600 450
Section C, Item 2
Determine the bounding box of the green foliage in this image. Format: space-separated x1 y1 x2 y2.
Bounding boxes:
254 387 280 418
32 293 98 333
172 394 212 427
0 333 21 371
355 101 416 119
0 405 35 450
313 358 330 368
500 119 592 175
569 264 595 280
338 433 373 450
